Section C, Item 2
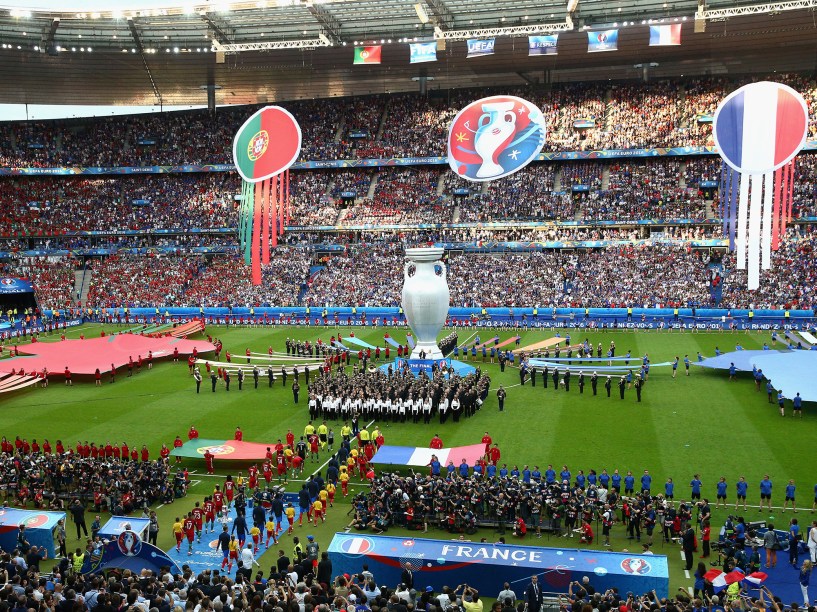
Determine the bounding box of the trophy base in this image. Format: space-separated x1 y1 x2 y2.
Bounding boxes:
409 342 444 361
380 358 477 378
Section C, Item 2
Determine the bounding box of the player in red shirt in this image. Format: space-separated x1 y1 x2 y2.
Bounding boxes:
357 454 368 481
276 453 287 484
183 513 196 555
430 435 443 450
489 444 501 465
42 439 51 454
160 444 170 461
130 449 138 462
173 436 184 464
248 464 259 489
262 460 272 485
141 445 149 462
224 477 235 507
191 502 204 542
285 430 295 448
203 497 215 533
212 487 224 515
309 435 320 462
234 427 243 441
482 432 492 454
121 442 129 462
188 426 199 440
204 449 215 474
55 440 64 454
173 347 179 362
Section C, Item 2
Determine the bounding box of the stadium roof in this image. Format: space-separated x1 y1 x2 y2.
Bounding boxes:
0 0 814 105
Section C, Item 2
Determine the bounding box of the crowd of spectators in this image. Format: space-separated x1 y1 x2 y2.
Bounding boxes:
180 249 310 308
341 168 448 226
0 257 77 310
445 246 715 308
85 255 203 308
3 75 817 168
303 245 402 307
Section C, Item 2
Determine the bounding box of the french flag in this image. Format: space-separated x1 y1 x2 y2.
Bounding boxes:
649 24 681 46
343 537 372 554
715 84 807 175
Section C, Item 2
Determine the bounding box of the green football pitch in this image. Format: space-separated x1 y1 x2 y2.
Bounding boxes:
1 323 812 594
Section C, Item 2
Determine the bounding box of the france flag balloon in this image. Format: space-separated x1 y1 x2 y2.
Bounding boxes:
713 82 808 290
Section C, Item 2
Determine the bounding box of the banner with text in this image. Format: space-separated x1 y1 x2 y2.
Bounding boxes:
409 42 437 63
466 38 495 58
528 34 559 56
587 29 618 52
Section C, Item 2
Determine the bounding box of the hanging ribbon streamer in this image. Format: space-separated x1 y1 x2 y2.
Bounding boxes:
271 173 279 248
261 177 271 265
712 81 808 291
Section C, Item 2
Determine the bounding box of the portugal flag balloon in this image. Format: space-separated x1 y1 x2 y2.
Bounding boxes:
713 82 808 290
232 106 302 285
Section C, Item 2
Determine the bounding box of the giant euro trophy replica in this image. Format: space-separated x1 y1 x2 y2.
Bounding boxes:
402 247 449 361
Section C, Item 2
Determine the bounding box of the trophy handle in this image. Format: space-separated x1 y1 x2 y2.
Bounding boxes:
504 111 516 124
477 113 491 129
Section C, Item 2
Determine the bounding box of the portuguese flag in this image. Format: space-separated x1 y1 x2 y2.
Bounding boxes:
354 45 382 65
233 106 302 183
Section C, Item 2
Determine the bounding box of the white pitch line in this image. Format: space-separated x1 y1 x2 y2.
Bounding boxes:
681 550 690 578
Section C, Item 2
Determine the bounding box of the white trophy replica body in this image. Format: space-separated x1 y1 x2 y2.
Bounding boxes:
474 100 517 179
402 247 449 361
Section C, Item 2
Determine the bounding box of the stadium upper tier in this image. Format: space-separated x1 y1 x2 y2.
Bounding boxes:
5 229 817 311
2 74 817 168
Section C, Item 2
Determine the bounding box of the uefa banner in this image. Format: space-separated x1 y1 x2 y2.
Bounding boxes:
528 34 558 55
587 29 618 52
466 38 495 58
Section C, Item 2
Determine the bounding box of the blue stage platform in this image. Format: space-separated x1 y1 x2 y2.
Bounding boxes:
328 533 669 598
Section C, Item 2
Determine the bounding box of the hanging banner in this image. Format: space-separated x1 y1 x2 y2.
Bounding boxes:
447 95 547 182
466 38 495 58
353 46 381 64
409 42 437 63
649 24 682 46
587 30 618 52
232 106 302 183
713 81 808 290
528 35 559 56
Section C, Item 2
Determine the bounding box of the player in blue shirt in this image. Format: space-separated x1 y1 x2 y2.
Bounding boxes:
766 381 774 403
599 470 610 488
545 465 556 484
560 466 571 482
715 346 722 356
611 470 622 492
624 471 635 495
684 355 691 376
716 477 728 509
792 393 803 418
510 465 520 479
760 475 773 512
729 363 737 381
697 352 703 362
778 390 785 416
486 463 497 478
522 466 532 483
690 474 703 500
736 476 749 511
665 478 675 500
458 460 469 478
641 470 652 494
446 461 456 478
499 464 509 479
783 479 797 513
576 471 586 489
531 467 542 482
672 357 679 378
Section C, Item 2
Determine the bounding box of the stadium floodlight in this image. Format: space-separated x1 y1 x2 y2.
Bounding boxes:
414 3 430 24
567 0 579 13
433 25 443 38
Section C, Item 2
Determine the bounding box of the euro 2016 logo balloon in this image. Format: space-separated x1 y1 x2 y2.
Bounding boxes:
447 95 547 182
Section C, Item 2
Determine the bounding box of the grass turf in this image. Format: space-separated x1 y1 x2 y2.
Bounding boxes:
1 323 812 594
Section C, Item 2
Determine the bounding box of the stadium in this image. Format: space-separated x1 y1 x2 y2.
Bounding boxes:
0 0 816 609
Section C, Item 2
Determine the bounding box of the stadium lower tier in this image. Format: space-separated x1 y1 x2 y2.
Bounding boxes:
2 233 816 313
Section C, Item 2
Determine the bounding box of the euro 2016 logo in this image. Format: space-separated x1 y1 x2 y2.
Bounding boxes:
247 130 269 162
1 278 15 286
447 95 546 182
621 558 651 575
